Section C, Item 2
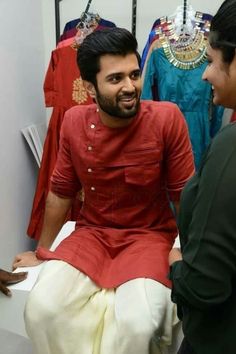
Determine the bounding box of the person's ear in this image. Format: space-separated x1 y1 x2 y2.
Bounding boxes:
83 81 96 99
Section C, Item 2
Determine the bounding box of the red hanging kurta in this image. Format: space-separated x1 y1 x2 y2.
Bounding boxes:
27 45 93 239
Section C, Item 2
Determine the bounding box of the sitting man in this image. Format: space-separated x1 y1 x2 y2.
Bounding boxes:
13 27 194 354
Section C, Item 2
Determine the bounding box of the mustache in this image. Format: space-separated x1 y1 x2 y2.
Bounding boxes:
118 93 137 100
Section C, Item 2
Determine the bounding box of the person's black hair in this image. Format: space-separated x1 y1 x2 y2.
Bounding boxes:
209 0 236 63
77 27 141 87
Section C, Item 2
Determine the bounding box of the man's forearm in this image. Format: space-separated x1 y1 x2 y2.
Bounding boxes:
37 191 73 249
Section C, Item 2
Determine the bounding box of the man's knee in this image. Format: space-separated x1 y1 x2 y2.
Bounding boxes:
117 310 156 338
25 287 60 328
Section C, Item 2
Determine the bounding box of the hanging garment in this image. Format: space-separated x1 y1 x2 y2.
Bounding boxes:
141 13 224 169
63 16 116 33
60 17 116 41
141 12 212 71
28 16 117 240
141 47 224 169
27 45 93 240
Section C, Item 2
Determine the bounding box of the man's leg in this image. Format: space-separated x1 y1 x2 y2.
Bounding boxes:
114 278 181 354
24 260 116 354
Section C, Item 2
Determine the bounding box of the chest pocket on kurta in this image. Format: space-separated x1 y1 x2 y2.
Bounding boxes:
124 146 162 186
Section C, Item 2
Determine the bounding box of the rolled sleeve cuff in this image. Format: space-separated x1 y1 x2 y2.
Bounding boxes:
50 180 79 198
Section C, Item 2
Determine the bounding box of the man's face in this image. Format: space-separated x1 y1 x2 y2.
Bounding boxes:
94 53 142 119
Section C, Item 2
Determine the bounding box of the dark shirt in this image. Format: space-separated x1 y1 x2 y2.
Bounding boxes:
170 122 236 354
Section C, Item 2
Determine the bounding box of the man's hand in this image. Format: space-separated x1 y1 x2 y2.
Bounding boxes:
12 251 43 270
169 247 182 266
0 269 28 297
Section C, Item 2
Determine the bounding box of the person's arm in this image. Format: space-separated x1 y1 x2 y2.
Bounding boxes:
12 191 72 269
0 269 28 296
37 191 73 248
13 110 80 270
169 248 182 265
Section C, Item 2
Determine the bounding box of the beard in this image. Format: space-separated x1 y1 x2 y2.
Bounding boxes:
96 89 141 119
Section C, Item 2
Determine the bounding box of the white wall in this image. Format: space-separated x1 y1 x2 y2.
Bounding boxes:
0 0 47 268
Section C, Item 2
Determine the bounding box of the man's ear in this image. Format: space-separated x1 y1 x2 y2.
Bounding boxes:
84 81 96 99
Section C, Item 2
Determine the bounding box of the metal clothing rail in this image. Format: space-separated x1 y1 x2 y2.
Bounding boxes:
55 0 94 43
54 0 138 43
132 0 137 37
183 0 187 25
55 0 62 43
84 0 93 14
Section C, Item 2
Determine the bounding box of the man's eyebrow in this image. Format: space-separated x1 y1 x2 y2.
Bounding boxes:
105 68 141 79
106 72 122 78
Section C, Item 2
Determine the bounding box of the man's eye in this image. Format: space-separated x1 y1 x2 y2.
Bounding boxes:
131 71 141 80
109 76 121 83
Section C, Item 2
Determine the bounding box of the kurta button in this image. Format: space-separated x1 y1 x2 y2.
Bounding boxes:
91 186 95 191
88 168 92 173
88 146 93 151
90 124 95 129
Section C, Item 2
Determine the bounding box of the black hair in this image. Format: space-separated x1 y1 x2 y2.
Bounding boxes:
209 0 236 63
77 27 141 87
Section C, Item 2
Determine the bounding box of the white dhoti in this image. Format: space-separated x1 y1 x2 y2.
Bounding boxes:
25 261 182 354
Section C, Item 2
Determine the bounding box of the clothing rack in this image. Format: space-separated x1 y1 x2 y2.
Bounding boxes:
183 0 187 26
54 0 138 43
132 0 137 37
84 0 93 15
81 0 94 22
55 0 62 43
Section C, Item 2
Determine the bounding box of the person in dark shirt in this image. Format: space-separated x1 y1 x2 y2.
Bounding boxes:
169 1 236 353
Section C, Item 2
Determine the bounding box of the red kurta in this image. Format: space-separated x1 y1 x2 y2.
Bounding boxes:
27 45 93 239
37 101 194 288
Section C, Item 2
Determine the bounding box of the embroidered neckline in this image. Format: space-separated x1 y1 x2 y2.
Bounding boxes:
160 31 208 70
152 11 211 69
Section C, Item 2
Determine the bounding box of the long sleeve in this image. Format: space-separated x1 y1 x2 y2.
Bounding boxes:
50 110 81 198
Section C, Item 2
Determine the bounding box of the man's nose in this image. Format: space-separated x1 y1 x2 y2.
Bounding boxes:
122 77 135 91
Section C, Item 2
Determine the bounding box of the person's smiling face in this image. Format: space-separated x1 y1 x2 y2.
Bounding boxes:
94 53 141 121
202 45 236 109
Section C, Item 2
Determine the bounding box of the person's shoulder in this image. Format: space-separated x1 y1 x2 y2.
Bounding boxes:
217 121 236 135
204 122 236 163
141 100 180 112
140 100 183 124
66 103 96 114
64 104 96 121
212 122 236 145
60 104 96 135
